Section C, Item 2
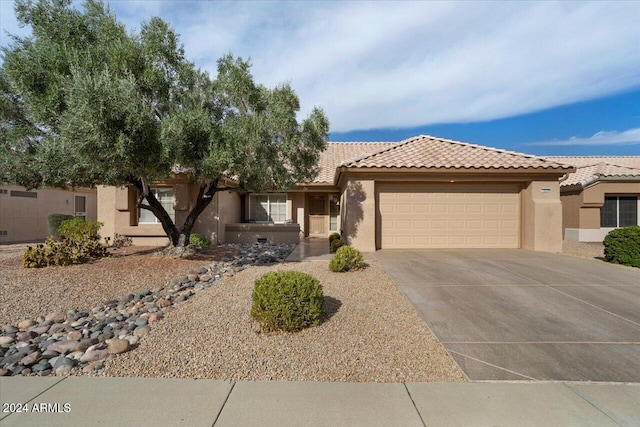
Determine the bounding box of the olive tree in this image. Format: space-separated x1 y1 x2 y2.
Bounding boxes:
1 0 329 249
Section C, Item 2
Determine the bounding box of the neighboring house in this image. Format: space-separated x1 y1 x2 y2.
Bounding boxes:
546 157 640 242
0 184 97 244
98 135 572 252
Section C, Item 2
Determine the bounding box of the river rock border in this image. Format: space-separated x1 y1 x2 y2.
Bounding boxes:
0 243 295 377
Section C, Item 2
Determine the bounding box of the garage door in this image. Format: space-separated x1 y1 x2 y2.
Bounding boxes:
378 183 520 249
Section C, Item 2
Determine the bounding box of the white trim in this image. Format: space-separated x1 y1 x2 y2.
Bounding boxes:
247 193 289 223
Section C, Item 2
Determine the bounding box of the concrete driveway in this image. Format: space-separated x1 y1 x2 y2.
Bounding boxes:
375 249 640 382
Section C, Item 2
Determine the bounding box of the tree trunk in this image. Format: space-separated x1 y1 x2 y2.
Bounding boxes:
128 176 219 255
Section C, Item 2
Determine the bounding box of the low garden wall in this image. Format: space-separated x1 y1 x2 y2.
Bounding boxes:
225 223 300 244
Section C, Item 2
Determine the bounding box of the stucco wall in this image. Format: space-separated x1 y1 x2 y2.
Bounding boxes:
341 178 376 252
521 180 563 253
98 183 241 246
1 185 97 244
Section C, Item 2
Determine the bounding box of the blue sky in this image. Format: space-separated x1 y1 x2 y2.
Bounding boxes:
1 0 639 156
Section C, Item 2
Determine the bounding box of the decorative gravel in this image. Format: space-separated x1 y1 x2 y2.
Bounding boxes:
0 247 226 326
562 241 605 260
99 261 465 383
1 243 465 382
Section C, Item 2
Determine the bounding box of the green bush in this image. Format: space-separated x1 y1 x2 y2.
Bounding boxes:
59 217 102 241
189 233 211 249
603 226 640 268
329 232 341 243
23 219 109 268
46 213 75 240
251 271 324 332
329 245 365 272
330 238 344 253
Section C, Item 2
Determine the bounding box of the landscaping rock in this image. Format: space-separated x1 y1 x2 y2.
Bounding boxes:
0 242 296 376
107 339 130 355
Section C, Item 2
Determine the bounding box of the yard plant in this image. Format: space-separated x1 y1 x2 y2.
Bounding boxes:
251 271 324 332
189 233 211 249
46 213 75 240
23 218 108 268
329 245 365 272
1 0 329 254
603 226 640 268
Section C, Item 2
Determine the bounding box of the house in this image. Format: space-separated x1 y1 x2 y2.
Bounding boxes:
0 185 97 244
545 157 640 242
98 135 574 252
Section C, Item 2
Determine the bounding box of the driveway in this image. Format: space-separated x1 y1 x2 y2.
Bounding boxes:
375 249 640 382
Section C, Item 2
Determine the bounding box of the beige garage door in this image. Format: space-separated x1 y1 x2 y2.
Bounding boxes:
378 183 520 249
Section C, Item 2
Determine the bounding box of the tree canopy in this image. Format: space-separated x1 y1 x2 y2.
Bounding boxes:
1 0 329 248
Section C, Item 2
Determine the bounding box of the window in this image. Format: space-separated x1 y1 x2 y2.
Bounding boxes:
10 190 37 198
329 195 340 231
139 188 175 224
248 194 287 223
601 196 638 228
75 195 86 220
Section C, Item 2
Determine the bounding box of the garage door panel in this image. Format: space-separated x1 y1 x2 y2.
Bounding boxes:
378 184 520 249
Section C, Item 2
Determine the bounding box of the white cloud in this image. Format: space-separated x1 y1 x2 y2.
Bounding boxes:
529 128 640 146
2 1 639 132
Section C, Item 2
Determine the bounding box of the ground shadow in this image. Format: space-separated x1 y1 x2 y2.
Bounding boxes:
320 295 342 324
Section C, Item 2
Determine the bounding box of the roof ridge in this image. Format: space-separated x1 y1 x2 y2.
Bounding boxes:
418 134 563 164
341 137 414 166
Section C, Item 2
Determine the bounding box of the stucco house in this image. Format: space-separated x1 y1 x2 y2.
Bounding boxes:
0 185 97 244
98 135 574 252
546 157 640 242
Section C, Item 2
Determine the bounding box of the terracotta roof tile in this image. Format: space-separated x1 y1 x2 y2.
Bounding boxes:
559 162 640 188
546 156 640 169
341 135 570 171
313 141 397 183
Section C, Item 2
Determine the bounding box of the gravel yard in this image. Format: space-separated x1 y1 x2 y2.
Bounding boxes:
99 260 465 382
0 246 223 326
1 244 465 382
562 241 605 260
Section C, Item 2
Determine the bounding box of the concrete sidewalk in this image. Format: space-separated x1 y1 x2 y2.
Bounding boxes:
1 378 638 426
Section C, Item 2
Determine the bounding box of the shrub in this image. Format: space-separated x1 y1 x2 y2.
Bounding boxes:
23 219 109 268
329 232 341 243
189 233 211 249
251 271 324 332
46 213 75 240
330 238 344 253
59 217 102 241
112 233 133 248
329 245 365 272
603 226 640 268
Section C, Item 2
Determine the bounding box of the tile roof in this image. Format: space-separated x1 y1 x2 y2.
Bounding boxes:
339 135 570 171
546 156 640 169
543 157 640 188
314 141 397 183
558 162 640 188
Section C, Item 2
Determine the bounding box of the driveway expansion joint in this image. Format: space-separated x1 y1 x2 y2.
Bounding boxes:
212 381 235 426
403 383 427 427
446 349 539 381
564 383 626 427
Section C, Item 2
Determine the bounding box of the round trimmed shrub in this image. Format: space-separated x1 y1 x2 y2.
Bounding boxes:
189 233 211 249
329 245 364 272
330 238 344 253
329 232 341 243
251 271 324 332
603 226 640 268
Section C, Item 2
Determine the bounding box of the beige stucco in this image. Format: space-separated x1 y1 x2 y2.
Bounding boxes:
0 185 97 244
225 223 300 244
520 180 563 252
334 170 566 253
560 181 640 241
97 182 241 246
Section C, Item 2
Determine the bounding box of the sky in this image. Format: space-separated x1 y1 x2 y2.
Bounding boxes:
1 0 639 156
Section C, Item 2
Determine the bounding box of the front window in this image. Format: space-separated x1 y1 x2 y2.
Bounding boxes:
329 195 339 231
139 188 175 224
600 195 638 228
248 193 287 223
